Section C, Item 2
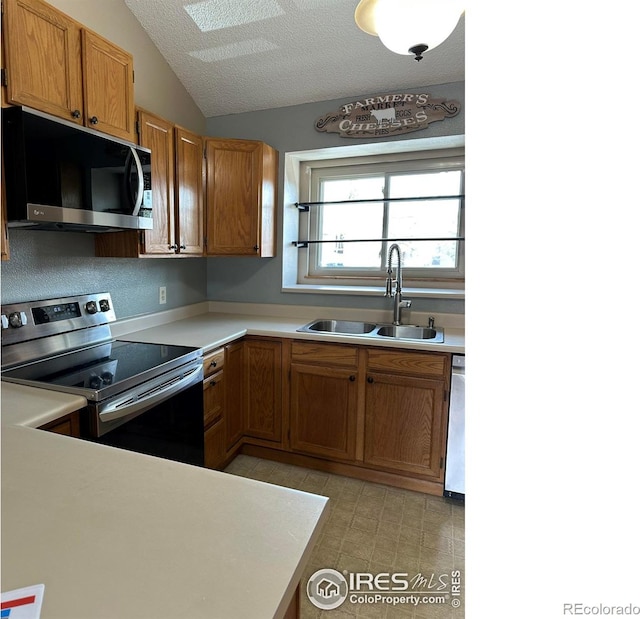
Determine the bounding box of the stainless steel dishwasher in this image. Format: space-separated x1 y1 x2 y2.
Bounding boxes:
444 354 465 500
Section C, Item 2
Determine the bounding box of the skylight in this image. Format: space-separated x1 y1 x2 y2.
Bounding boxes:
184 0 284 32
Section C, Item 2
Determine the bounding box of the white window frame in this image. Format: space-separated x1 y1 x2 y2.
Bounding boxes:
281 137 465 300
303 155 465 282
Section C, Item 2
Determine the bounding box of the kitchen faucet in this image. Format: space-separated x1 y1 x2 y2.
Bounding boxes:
384 243 412 325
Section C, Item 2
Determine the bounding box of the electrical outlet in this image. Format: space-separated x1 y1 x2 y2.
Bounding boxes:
159 286 167 305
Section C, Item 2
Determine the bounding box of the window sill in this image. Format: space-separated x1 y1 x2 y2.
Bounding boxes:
281 283 464 300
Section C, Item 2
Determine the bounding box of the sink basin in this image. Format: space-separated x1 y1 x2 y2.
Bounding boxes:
375 325 444 342
297 319 444 343
298 319 377 335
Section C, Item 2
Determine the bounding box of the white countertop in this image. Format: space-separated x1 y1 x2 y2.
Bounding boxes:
1 425 327 618
0 382 87 428
111 303 465 355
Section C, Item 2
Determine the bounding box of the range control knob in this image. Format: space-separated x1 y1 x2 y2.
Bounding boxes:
99 299 111 312
85 301 98 314
8 311 27 328
100 371 114 385
88 375 102 389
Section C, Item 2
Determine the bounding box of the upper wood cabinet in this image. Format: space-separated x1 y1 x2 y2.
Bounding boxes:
2 0 135 142
137 109 176 255
204 138 277 257
95 110 204 258
174 127 204 255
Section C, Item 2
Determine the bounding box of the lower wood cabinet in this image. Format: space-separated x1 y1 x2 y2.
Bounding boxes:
224 340 245 452
38 410 82 437
204 418 226 470
363 371 445 477
203 362 225 470
289 341 359 462
222 336 452 495
290 363 358 461
244 337 282 443
363 348 449 481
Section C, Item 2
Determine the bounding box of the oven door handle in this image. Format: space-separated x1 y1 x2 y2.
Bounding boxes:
98 363 203 423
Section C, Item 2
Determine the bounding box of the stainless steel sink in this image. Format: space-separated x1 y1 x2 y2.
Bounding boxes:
297 319 444 342
375 325 444 342
298 319 377 335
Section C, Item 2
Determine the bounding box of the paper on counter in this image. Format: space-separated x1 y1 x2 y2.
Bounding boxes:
1 585 44 619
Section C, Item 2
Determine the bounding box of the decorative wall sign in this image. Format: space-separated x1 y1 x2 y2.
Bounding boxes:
315 93 460 139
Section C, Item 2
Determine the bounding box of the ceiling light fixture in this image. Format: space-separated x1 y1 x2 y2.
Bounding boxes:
354 0 464 62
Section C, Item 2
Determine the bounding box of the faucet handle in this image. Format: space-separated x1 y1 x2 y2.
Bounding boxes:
428 316 435 328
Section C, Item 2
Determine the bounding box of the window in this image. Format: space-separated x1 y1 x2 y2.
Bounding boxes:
294 148 465 292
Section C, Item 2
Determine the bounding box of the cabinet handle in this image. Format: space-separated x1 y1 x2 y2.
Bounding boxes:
209 361 217 369
367 376 374 384
207 379 217 388
71 110 81 119
349 375 356 382
169 244 178 250
180 244 186 250
89 116 99 124
253 245 259 252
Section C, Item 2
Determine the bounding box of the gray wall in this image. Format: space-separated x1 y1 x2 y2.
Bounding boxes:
205 82 465 315
0 232 207 318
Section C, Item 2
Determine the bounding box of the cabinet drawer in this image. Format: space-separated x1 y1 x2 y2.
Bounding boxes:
366 348 447 377
203 347 225 377
292 341 358 368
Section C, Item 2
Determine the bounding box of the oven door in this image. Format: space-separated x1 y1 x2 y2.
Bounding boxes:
83 359 204 467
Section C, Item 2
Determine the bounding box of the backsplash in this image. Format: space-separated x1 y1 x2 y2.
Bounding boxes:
0 231 207 318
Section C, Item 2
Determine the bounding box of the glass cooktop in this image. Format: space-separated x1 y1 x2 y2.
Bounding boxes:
1 339 201 399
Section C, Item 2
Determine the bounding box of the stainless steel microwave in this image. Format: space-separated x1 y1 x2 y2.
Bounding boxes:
2 106 152 232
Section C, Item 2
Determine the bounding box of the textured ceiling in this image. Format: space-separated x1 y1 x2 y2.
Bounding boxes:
123 0 465 118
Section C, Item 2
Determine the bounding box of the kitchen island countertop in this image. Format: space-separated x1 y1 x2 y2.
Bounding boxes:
1 390 328 618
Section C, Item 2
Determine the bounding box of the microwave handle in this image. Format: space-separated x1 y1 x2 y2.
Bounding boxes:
128 146 144 217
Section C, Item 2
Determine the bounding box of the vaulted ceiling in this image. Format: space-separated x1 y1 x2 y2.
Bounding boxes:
123 0 465 118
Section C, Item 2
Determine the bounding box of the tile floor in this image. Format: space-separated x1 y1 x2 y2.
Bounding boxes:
224 455 465 619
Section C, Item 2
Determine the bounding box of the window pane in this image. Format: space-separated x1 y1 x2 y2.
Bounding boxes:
388 172 461 269
318 177 384 268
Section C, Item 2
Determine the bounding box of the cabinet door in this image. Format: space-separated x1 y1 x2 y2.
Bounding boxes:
204 419 226 469
290 363 358 461
174 127 204 255
244 338 282 442
203 369 224 429
81 29 135 142
39 411 81 437
3 0 83 122
204 139 276 257
138 110 176 254
224 341 245 451
364 372 446 479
